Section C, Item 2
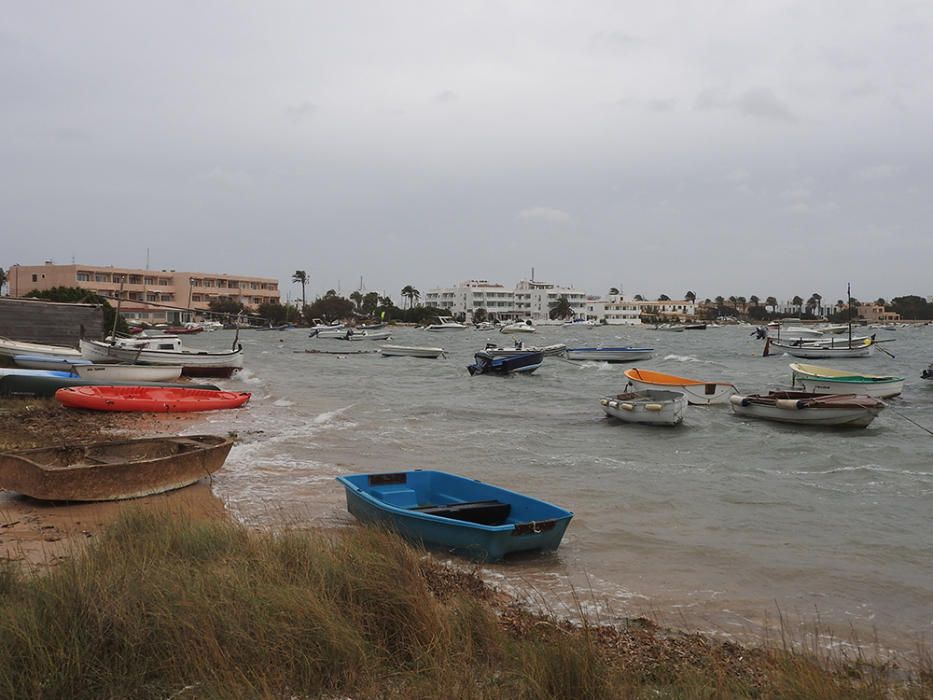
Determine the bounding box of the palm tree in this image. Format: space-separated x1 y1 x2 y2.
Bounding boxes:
633 294 644 301
684 291 696 302
349 290 363 311
549 295 574 320
291 270 308 308
792 295 804 308
875 297 887 306
766 296 777 309
658 294 671 301
400 285 420 309
749 295 760 306
379 295 394 308
608 287 620 296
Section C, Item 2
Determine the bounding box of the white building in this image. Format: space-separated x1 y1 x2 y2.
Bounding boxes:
423 278 587 322
585 294 642 325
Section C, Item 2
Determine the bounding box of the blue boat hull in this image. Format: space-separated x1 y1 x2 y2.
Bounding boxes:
337 470 572 561
467 351 544 376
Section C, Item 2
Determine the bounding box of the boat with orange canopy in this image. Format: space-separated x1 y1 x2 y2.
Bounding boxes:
622 368 738 405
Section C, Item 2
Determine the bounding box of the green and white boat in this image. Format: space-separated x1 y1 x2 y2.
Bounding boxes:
789 363 904 398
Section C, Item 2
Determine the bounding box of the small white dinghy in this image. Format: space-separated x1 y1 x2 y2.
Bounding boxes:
483 342 567 358
729 391 885 428
344 330 392 341
600 390 687 426
13 354 92 371
380 345 446 359
0 337 82 360
73 364 184 382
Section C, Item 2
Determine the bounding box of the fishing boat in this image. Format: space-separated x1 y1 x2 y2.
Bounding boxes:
425 317 468 331
335 470 573 561
72 364 184 382
499 320 536 334
765 336 874 359
56 386 251 412
0 337 82 360
79 339 243 377
729 391 885 428
0 435 233 501
789 363 905 398
566 347 654 363
467 351 543 376
13 354 92 371
482 341 567 358
0 374 219 398
380 345 446 358
600 390 687 426
623 367 738 405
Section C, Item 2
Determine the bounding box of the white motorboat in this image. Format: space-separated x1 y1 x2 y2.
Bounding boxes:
73 364 184 382
79 339 243 378
567 347 653 363
483 342 567 358
790 363 905 398
499 320 536 334
730 392 885 428
13 354 92 371
426 317 468 331
473 321 496 331
344 330 392 341
600 390 687 426
654 324 685 332
380 345 446 358
623 368 738 406
0 337 82 360
308 319 346 337
562 318 595 328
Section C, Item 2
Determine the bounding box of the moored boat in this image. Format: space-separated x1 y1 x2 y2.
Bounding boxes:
56 386 251 412
80 338 243 377
335 470 573 561
600 390 687 426
765 337 875 359
0 337 82 360
623 367 738 405
561 318 595 328
789 363 905 398
426 317 468 331
380 345 446 358
567 347 654 363
467 351 543 376
729 391 885 428
0 434 233 501
499 320 536 334
482 341 567 358
344 330 392 341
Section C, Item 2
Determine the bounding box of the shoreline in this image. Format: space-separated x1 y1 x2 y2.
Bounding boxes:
0 398 928 683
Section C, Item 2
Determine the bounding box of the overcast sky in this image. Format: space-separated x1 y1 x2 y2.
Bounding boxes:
3 1 931 303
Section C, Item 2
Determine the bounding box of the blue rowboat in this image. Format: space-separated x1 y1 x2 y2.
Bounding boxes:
336 470 573 561
467 351 543 376
0 368 74 378
14 354 93 371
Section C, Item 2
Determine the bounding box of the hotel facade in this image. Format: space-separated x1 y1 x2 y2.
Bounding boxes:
7 263 280 323
424 279 588 322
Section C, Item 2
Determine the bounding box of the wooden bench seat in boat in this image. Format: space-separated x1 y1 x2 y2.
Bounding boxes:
412 500 511 525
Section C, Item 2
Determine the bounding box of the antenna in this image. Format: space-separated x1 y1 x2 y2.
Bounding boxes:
146 248 150 270
531 267 535 282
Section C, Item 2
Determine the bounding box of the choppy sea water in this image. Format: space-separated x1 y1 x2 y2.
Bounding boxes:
187 325 932 657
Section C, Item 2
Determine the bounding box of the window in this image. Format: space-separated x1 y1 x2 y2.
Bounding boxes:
128 275 143 284
144 277 155 285
77 272 90 282
95 273 110 283
158 278 169 286
31 274 37 282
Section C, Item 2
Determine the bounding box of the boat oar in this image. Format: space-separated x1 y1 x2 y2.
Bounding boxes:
877 344 896 358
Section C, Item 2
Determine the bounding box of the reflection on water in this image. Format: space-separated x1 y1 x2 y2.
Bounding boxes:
189 325 932 656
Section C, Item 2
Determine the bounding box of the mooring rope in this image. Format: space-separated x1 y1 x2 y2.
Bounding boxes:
887 405 933 436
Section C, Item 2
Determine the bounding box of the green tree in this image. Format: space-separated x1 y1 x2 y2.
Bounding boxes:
549 295 575 320
473 308 488 323
0 266 6 295
349 291 363 311
25 286 128 335
291 271 308 308
684 290 696 302
608 287 620 296
304 295 354 323
658 294 671 301
766 296 777 308
749 295 760 306
633 294 644 301
362 292 380 316
257 301 299 325
401 285 420 309
792 295 804 308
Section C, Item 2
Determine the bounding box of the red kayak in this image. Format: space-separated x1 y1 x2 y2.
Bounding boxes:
55 386 251 412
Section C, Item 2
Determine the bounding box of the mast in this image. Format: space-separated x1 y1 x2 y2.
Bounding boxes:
110 275 126 343
848 283 852 347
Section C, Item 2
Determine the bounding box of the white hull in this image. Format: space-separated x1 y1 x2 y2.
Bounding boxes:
567 349 653 363
0 337 82 359
344 331 392 341
426 325 467 332
730 396 881 427
792 376 903 398
625 377 737 405
73 364 184 382
600 391 686 426
80 339 243 371
772 342 874 359
380 345 445 358
14 356 89 371
315 328 353 338
484 343 566 358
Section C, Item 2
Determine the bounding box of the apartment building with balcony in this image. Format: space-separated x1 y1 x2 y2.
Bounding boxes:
8 262 280 323
424 278 587 322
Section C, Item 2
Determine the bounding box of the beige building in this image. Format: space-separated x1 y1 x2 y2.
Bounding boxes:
857 303 900 323
7 263 280 323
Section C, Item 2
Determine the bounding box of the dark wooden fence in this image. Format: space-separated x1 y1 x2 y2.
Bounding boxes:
0 297 105 347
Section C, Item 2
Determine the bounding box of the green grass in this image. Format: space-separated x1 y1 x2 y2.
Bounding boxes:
0 510 927 699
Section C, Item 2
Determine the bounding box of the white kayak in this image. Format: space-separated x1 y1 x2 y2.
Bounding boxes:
73 364 184 382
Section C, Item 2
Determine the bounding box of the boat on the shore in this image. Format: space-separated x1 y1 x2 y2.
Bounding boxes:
0 337 83 360
335 469 573 561
56 386 251 412
80 338 243 377
566 347 654 363
467 351 544 376
0 374 219 398
600 390 687 426
13 354 92 371
789 363 905 398
729 391 885 428
72 364 184 382
0 368 74 379
623 368 738 405
0 434 234 501
379 345 446 358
